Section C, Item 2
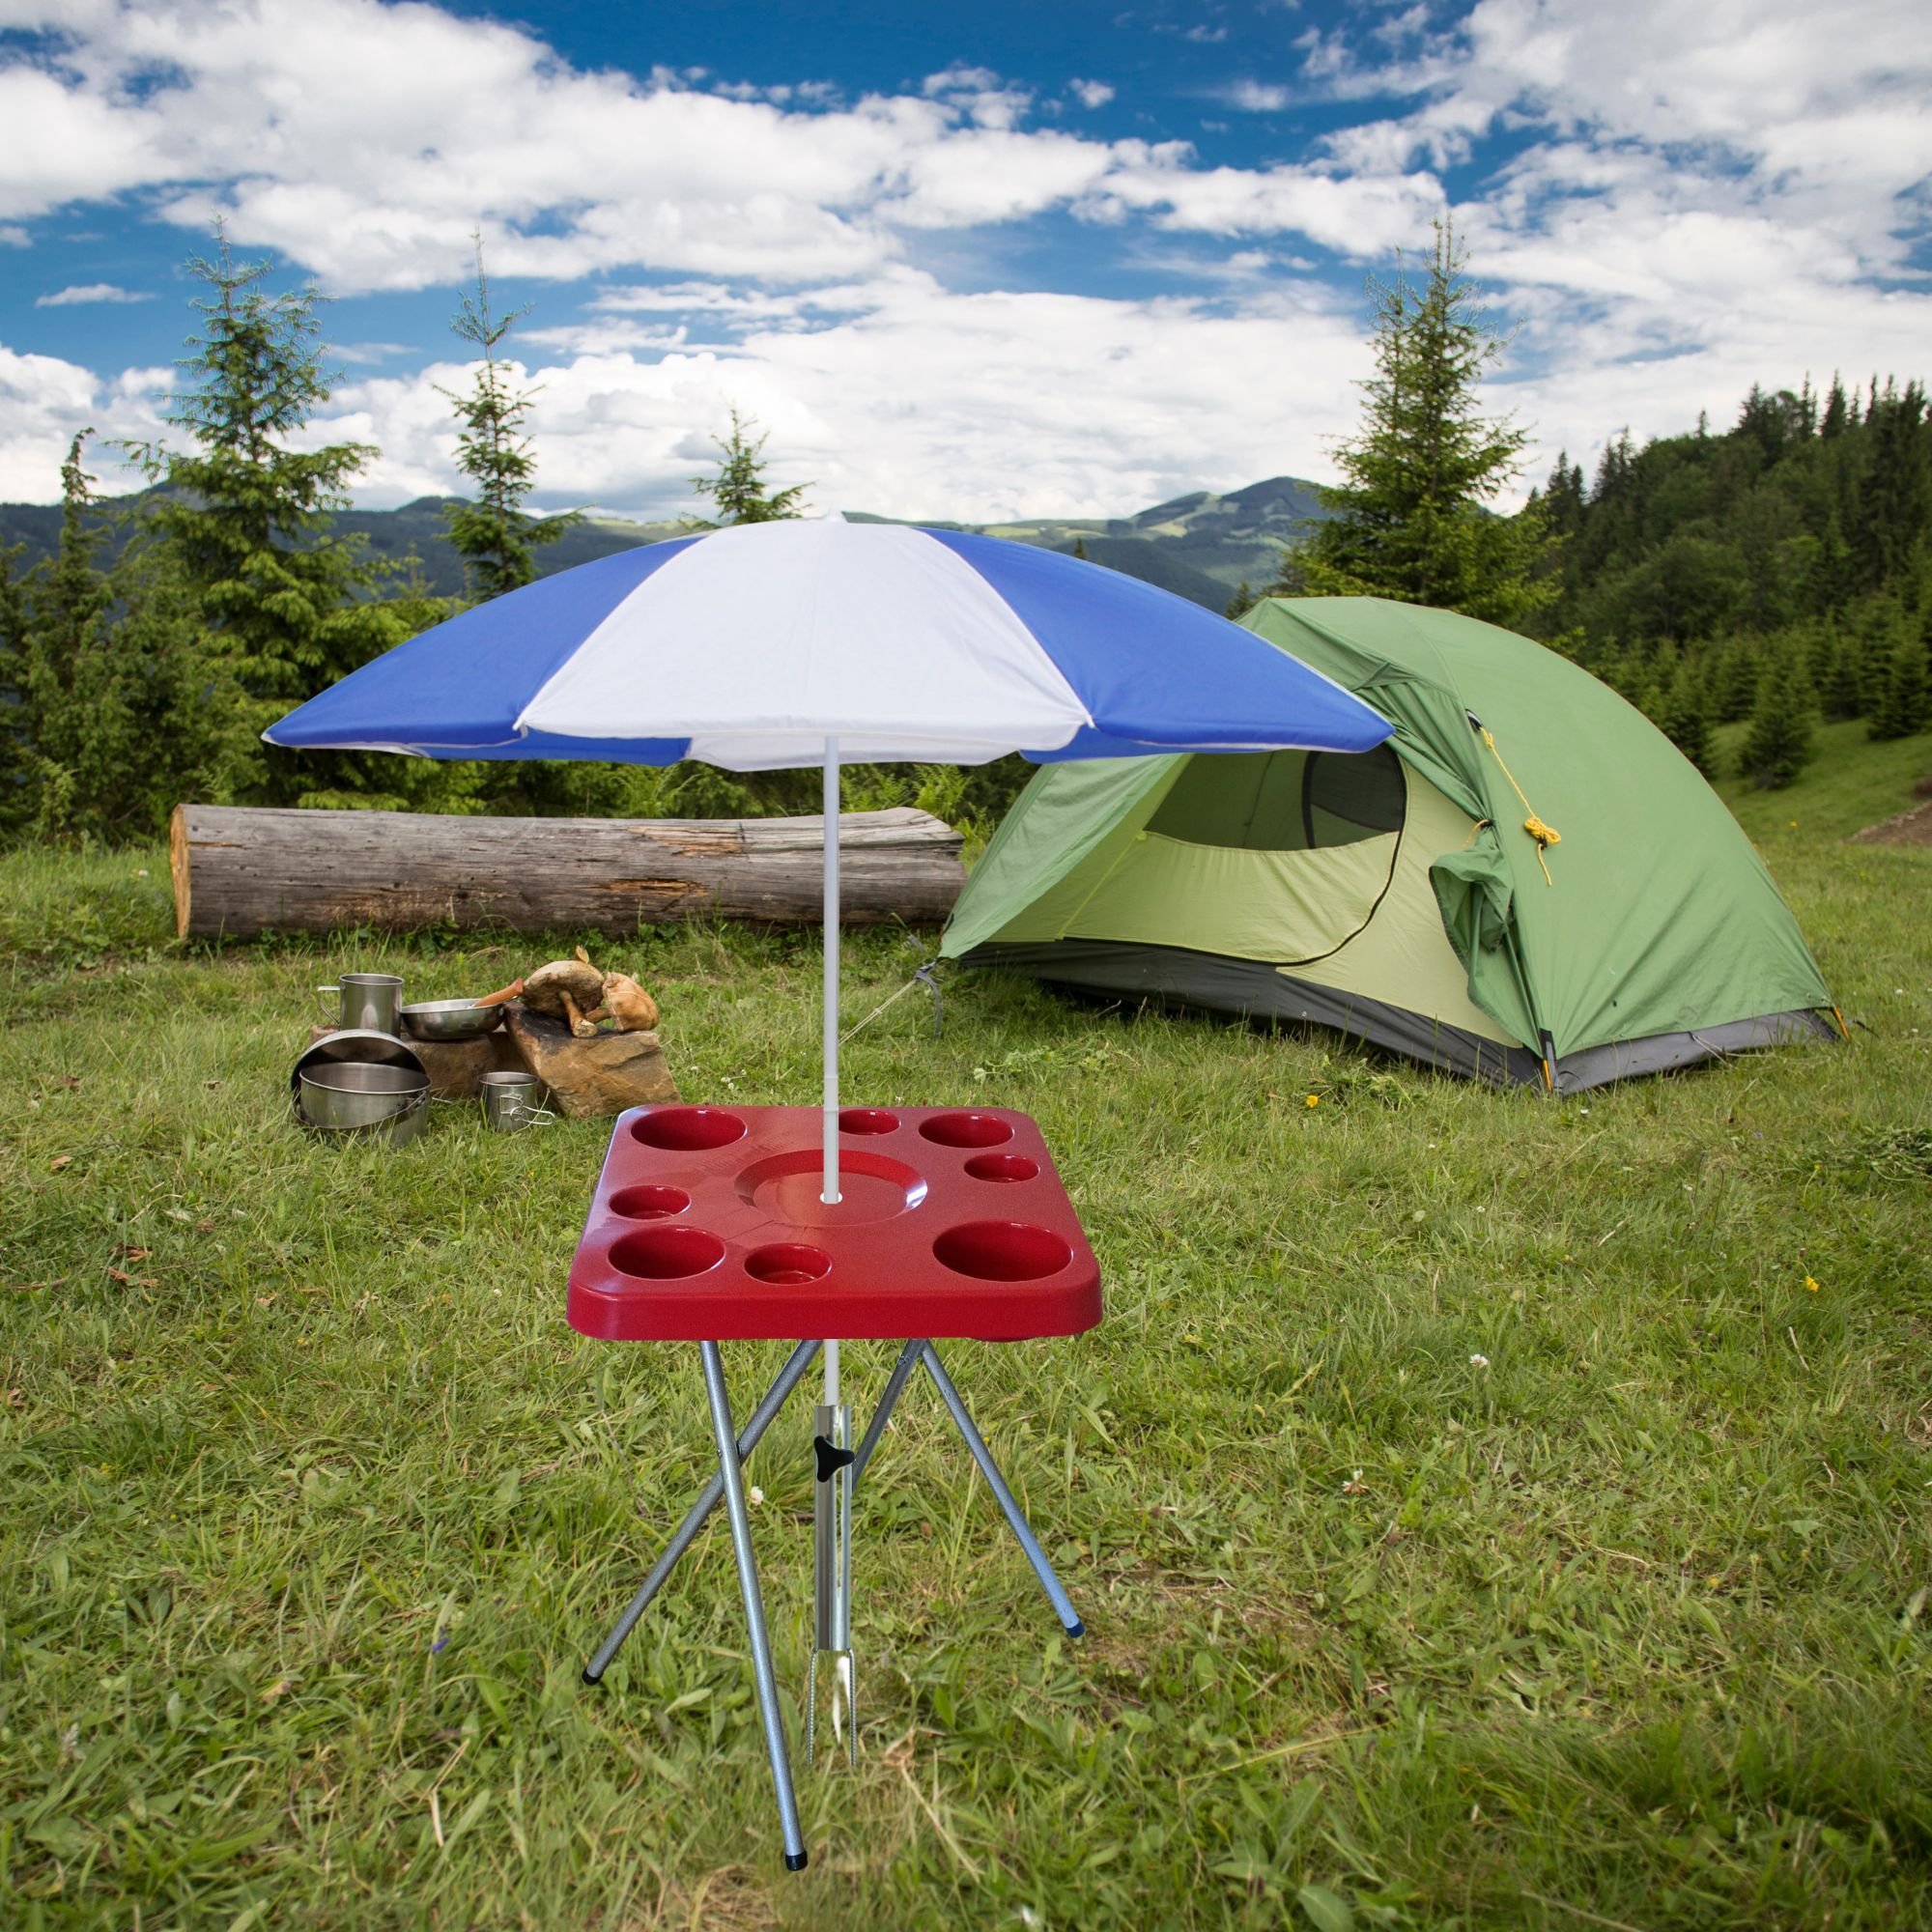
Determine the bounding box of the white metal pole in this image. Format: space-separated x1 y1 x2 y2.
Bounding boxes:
822 737 841 1409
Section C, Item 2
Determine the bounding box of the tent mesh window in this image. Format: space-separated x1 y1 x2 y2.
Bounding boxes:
1147 742 1406 852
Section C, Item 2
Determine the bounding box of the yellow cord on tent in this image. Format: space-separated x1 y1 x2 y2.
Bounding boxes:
1480 727 1560 885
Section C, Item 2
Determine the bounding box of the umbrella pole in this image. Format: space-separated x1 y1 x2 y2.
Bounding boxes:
822 738 841 1412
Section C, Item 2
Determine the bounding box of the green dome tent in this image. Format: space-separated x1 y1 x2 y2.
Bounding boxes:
942 597 1842 1093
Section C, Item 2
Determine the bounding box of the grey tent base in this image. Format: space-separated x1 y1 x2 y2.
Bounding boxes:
959 940 1840 1094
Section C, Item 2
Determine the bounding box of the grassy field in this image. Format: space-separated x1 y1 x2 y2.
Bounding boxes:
3 721 1929 1930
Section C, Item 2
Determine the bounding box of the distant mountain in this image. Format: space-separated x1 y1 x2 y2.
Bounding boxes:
0 475 1327 612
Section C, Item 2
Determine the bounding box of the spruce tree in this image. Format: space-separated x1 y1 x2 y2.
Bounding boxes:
0 540 34 832
1868 622 1931 741
687 409 809 526
123 233 398 804
1275 220 1554 628
440 242 581 600
19 431 247 838
1655 655 1716 777
1738 646 1818 788
1225 580 1254 620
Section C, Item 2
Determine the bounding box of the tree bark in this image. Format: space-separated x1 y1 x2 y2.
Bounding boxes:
172 804 965 941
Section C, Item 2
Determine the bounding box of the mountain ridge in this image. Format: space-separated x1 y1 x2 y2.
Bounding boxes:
0 475 1328 612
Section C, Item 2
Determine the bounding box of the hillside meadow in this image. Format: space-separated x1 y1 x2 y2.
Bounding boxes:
2 721 1928 1929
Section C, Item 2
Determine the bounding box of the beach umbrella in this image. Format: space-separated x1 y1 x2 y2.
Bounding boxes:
267 516 1392 1408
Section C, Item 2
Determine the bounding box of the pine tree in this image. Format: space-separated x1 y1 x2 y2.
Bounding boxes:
1071 536 1089 560
440 241 581 601
1853 380 1929 591
18 431 248 838
687 409 809 526
1868 621 1931 741
123 234 420 806
1655 655 1716 777
1276 220 1555 628
0 540 34 832
1738 646 1818 788
1225 580 1254 620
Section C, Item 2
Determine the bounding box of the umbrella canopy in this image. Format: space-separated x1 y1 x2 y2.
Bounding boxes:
264 519 1389 769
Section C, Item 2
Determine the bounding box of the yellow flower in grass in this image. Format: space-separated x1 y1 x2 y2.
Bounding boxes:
1305 1094 1321 1108
1804 1274 1820 1293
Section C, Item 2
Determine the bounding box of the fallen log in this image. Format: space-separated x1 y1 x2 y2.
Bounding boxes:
172 803 965 941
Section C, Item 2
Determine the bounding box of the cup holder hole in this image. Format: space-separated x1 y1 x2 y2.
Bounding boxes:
744 1242 832 1287
933 1220 1070 1282
919 1112 1013 1150
631 1107 747 1152
610 1227 725 1280
608 1185 691 1220
964 1153 1038 1183
838 1108 899 1136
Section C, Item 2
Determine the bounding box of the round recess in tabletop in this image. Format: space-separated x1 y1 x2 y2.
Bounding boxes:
608 1184 691 1220
610 1226 726 1280
745 1242 833 1286
919 1112 1013 1150
734 1148 928 1227
631 1107 747 1152
933 1220 1071 1282
963 1152 1038 1184
838 1108 899 1135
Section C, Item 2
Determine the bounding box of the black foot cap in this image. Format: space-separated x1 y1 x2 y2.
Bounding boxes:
581 1668 601 1686
1065 1619 1086 1638
784 1851 809 1872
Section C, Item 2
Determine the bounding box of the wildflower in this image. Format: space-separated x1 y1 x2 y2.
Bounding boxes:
748 1486 765 1506
1341 1469 1368 1494
1305 1094 1321 1108
1469 1353 1490 1369
1804 1275 1820 1293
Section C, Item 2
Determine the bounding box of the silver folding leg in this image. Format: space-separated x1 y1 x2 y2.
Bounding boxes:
582 1339 820 1685
920 1342 1085 1637
851 1338 924 1491
700 1342 808 1872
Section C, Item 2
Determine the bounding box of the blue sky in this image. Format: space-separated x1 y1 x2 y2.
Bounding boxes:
1 0 1927 520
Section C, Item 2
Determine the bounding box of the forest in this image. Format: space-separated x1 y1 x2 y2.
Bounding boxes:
1535 374 1931 780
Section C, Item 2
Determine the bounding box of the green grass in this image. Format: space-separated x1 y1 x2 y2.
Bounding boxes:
3 731 1929 1930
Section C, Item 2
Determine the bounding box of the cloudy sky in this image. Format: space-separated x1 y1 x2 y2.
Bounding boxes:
1 0 1927 521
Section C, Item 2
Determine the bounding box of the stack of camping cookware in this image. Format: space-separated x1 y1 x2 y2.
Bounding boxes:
291 973 542 1143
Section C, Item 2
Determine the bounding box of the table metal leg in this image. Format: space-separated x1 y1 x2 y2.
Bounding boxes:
850 1338 924 1492
920 1342 1085 1638
582 1339 820 1686
701 1341 809 1871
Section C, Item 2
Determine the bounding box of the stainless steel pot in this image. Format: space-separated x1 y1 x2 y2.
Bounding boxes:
318 973 404 1034
401 996 504 1041
290 1031 430 1147
298 1062 430 1145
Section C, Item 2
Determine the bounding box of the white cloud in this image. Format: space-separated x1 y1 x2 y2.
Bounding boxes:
1227 79 1292 111
1068 78 1115 110
36 281 153 305
0 0 1438 292
262 274 1378 523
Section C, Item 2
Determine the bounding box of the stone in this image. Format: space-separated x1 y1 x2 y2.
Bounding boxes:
501 1002 680 1119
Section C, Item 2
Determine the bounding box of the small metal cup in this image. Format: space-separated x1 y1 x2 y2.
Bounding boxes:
480 1069 543 1131
318 973 404 1034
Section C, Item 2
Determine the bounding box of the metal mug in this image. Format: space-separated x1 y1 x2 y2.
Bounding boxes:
480 1068 544 1132
318 973 404 1035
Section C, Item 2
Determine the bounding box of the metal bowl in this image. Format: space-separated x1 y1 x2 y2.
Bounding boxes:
298 1062 430 1145
401 997 504 1041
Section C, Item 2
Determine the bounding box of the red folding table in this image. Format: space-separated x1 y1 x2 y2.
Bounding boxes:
569 1102 1103 1871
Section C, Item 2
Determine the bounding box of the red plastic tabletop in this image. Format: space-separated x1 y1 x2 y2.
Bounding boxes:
567 1104 1103 1343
